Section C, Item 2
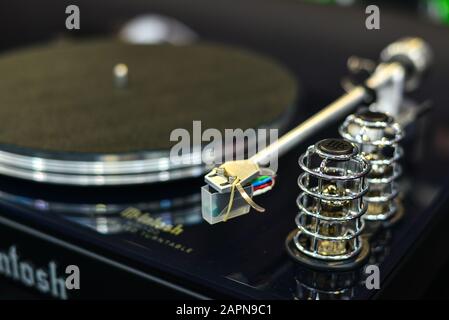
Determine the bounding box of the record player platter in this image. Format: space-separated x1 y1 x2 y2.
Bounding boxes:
0 39 297 186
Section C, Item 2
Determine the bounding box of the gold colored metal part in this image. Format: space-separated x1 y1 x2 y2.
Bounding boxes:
366 156 395 218
236 183 265 212
366 201 389 215
315 184 349 256
219 160 260 186
223 178 240 222
218 160 266 220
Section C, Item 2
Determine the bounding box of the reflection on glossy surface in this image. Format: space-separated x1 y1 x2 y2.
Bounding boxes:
0 187 203 235
0 95 447 299
293 266 360 300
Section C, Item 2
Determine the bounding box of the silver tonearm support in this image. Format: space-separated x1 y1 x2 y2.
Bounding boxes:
202 37 432 224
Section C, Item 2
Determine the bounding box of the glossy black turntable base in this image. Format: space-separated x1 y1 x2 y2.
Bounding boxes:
0 111 447 300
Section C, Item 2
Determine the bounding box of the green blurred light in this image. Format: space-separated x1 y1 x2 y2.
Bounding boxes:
304 0 356 6
426 0 449 25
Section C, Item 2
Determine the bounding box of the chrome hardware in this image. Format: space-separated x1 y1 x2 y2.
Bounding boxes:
339 109 404 222
203 37 432 225
294 267 359 300
286 139 370 269
380 37 433 91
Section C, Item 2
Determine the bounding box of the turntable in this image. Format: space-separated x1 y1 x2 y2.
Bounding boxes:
0 38 297 185
1 1 449 301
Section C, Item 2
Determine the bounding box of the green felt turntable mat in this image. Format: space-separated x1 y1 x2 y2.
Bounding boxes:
0 39 297 154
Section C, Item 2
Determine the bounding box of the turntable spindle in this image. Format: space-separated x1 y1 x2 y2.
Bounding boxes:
113 63 129 88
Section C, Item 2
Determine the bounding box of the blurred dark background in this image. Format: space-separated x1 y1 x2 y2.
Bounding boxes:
0 0 448 299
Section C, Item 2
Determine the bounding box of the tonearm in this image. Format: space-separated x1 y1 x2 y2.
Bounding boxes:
202 37 432 224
